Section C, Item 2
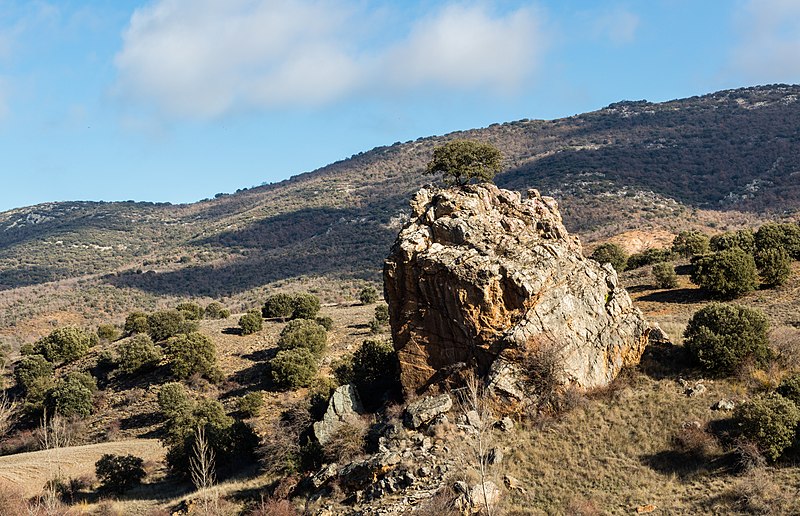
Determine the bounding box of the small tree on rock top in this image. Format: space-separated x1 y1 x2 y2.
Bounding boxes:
425 140 503 186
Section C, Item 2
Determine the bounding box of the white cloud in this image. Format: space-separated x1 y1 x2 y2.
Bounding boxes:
592 8 639 45
114 0 545 119
386 4 542 94
731 0 800 81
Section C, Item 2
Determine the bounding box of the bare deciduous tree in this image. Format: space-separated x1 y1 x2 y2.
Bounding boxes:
190 425 218 514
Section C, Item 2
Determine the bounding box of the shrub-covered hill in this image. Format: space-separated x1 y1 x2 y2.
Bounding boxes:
1 84 799 338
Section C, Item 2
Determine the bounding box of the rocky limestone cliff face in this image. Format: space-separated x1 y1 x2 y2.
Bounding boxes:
384 183 651 398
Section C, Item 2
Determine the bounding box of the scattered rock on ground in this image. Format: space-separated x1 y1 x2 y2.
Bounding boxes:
313 384 365 445
712 399 736 411
404 394 453 429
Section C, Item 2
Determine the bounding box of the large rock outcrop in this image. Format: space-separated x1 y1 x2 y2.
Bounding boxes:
384 183 651 398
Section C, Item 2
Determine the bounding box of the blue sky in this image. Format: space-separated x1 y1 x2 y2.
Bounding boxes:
0 0 798 212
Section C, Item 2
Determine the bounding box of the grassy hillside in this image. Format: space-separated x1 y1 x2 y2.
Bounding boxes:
0 84 798 342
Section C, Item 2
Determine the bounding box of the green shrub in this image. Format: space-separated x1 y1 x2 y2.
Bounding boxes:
374 304 389 324
315 316 334 331
626 248 675 270
735 393 800 462
652 262 679 289
34 327 96 364
118 334 163 374
158 382 193 423
756 247 791 287
163 332 222 382
359 285 379 305
590 243 627 272
46 373 95 417
690 248 758 298
683 303 770 374
270 348 318 389
262 293 295 320
96 324 121 342
204 302 229 319
351 339 399 410
14 354 53 395
710 229 755 253
755 222 800 258
277 319 327 357
291 293 321 320
237 392 264 417
176 302 203 321
238 309 263 336
95 454 146 493
777 374 800 406
147 310 197 342
124 311 150 335
368 318 382 335
672 230 710 258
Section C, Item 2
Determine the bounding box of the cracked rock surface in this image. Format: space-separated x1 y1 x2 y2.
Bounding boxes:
383 183 651 398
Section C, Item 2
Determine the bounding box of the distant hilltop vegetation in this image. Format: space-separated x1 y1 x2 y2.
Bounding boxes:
0 84 799 336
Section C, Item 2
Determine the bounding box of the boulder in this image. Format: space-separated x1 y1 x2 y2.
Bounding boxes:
404 394 453 429
313 384 364 445
384 184 651 397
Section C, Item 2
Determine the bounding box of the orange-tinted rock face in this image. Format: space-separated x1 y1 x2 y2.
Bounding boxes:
384 184 651 398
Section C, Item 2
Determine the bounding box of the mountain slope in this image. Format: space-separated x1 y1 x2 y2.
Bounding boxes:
1 84 799 338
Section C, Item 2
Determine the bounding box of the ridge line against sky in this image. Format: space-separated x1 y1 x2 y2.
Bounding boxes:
0 0 798 212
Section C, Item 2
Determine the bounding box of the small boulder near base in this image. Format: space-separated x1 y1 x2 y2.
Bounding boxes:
404 394 453 429
313 384 365 445
384 184 651 398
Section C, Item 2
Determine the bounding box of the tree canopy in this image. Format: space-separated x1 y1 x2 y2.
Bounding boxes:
425 140 503 186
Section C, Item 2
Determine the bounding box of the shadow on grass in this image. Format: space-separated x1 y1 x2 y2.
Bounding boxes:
120 411 163 432
637 288 708 304
637 341 694 380
640 450 732 480
222 327 243 336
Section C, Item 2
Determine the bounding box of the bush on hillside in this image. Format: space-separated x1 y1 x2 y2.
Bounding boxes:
735 393 800 462
315 316 334 331
96 324 121 342
710 229 755 253
683 303 770 374
204 302 230 319
147 310 197 342
277 319 327 357
237 392 264 418
238 309 263 336
176 302 203 321
755 222 800 258
124 311 150 335
161 397 258 479
777 374 800 406
118 334 163 374
626 248 675 270
291 293 321 320
262 293 295 320
95 454 146 493
163 332 222 382
14 354 53 395
270 348 318 389
33 327 96 364
672 230 710 258
756 247 791 287
374 304 389 324
45 372 96 418
590 243 627 272
351 339 399 410
690 248 758 298
359 285 379 305
652 262 679 289
158 382 193 424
